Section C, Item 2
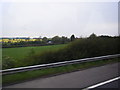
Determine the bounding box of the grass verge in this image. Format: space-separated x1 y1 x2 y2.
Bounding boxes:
3 58 120 86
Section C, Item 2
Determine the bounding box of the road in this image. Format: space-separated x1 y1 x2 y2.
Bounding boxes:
97 79 120 88
3 63 119 89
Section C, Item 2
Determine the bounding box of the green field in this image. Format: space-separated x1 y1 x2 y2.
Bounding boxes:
2 44 67 61
2 37 119 69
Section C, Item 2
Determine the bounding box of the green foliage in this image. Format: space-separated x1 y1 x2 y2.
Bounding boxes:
2 56 16 69
2 44 66 61
42 37 48 44
3 58 120 85
89 33 97 38
61 36 70 44
70 34 75 41
23 49 36 65
28 48 35 56
2 36 119 69
24 36 119 66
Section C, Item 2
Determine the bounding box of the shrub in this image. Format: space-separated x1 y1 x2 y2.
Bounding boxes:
24 37 119 66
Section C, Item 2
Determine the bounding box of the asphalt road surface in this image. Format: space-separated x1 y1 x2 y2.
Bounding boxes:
97 79 120 88
3 63 120 89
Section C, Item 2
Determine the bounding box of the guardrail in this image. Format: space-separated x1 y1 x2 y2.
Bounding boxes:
1 54 120 75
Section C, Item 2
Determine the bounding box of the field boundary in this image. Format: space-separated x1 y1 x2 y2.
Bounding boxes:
1 54 120 75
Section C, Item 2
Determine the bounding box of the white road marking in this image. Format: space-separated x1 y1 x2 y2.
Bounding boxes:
83 76 120 90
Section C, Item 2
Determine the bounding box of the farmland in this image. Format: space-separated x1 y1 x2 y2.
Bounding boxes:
2 44 67 62
2 35 119 69
1 38 39 43
1 36 70 48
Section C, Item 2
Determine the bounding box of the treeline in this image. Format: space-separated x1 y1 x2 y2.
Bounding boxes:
2 34 120 69
2 35 76 48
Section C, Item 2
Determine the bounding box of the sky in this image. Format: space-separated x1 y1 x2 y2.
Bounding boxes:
1 0 119 38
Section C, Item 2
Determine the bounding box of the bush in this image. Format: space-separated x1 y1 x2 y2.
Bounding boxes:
24 37 119 66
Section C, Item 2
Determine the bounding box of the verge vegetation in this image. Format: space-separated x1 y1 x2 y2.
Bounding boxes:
21 36 119 67
3 58 120 85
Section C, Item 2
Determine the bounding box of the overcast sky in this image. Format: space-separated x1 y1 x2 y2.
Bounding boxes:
1 1 118 38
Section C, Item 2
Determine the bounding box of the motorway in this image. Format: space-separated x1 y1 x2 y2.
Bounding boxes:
97 79 120 88
3 63 120 89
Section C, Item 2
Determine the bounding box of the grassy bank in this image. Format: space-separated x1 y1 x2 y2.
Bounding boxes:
3 58 120 85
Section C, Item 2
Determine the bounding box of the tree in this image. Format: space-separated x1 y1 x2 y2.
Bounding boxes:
42 37 48 44
61 36 69 44
52 36 61 44
89 33 97 38
70 34 75 41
